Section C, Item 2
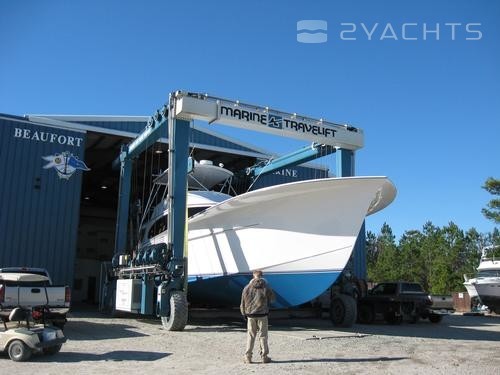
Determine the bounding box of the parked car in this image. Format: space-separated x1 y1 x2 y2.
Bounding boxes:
0 269 70 329
357 281 448 324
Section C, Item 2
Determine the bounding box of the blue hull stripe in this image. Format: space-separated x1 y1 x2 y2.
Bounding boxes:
188 271 342 308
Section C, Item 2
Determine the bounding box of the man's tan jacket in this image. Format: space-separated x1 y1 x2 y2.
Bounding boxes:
240 277 275 317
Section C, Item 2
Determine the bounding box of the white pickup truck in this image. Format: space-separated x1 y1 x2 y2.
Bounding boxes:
0 268 70 329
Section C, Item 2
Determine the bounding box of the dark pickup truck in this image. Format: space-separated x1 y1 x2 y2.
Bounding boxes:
357 281 447 324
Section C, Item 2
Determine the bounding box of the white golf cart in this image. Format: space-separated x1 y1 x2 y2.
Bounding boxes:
0 307 66 361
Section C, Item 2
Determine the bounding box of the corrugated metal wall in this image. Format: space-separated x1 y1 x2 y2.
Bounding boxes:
0 116 86 285
67 120 145 134
70 119 259 154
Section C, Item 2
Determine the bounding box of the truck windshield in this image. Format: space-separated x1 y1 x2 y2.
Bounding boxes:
371 283 397 295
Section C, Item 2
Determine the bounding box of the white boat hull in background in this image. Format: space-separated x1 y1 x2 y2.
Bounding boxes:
473 279 500 313
465 256 500 313
463 280 479 298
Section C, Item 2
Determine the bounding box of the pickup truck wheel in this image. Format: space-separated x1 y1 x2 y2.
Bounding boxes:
330 294 357 327
402 302 415 315
8 340 32 362
161 291 188 331
429 314 443 323
357 304 375 324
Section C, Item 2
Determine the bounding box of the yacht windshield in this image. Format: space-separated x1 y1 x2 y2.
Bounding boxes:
477 270 500 278
143 206 212 242
188 206 210 218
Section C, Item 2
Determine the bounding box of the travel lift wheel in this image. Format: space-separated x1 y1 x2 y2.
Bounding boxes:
161 291 188 331
330 294 357 327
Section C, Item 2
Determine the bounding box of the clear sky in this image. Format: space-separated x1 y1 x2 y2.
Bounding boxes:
1 0 499 239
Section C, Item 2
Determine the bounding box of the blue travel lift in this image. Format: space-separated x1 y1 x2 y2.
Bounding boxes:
113 91 363 330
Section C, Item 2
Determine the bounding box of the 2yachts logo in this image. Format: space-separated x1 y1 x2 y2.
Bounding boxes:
297 20 328 43
297 20 483 43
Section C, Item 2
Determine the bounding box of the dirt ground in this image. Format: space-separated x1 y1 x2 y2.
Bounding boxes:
1 310 499 375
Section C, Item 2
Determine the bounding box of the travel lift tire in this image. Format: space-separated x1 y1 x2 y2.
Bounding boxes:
330 294 357 327
161 291 188 331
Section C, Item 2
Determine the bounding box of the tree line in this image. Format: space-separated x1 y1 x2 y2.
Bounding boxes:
365 177 500 294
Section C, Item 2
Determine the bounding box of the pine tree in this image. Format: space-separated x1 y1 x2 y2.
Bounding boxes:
398 230 424 284
368 223 400 282
482 177 500 223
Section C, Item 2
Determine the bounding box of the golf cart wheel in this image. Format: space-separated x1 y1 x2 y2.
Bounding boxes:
44 344 62 355
8 340 32 362
161 291 188 331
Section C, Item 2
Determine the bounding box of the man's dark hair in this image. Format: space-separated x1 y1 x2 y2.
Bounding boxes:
253 270 263 278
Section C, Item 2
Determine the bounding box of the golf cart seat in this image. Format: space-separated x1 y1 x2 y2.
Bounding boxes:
2 307 30 330
9 307 29 322
1 310 12 330
0 310 10 322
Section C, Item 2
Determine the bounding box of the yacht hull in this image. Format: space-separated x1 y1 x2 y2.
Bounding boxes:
149 176 396 307
468 256 500 313
463 281 479 298
474 279 500 313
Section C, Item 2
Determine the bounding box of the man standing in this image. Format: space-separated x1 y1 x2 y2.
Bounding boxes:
240 270 275 364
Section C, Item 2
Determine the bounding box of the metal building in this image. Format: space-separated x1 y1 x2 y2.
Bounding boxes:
1 113 361 304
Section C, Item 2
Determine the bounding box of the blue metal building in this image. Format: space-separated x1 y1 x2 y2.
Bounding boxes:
0 115 85 285
0 113 365 303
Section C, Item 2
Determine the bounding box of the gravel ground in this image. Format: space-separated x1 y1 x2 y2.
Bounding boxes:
1 310 499 374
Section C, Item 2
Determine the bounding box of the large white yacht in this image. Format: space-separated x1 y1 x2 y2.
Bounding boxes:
139 161 397 308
